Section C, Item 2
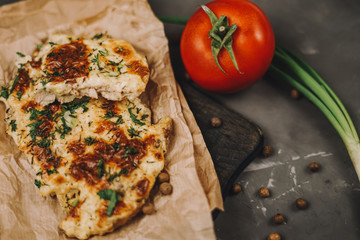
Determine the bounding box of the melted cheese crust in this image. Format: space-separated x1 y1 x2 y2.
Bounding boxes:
19 34 149 105
1 37 172 239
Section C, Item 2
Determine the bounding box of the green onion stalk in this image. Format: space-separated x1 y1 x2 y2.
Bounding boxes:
159 16 360 180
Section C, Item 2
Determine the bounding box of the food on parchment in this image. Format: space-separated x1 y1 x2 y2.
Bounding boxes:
1 34 172 239
15 33 149 105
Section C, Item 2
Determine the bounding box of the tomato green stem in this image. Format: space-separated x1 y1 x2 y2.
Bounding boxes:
200 5 241 74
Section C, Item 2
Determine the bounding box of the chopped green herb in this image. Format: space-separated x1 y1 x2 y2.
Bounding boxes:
118 45 123 51
122 147 139 158
17 91 23 100
99 49 109 56
141 114 149 120
110 143 120 152
36 171 42 176
115 115 124 125
128 108 145 126
88 121 92 127
36 44 43 51
55 117 71 139
117 65 123 73
27 119 44 141
9 75 19 94
68 37 73 41
37 139 50 148
51 70 61 76
1 86 9 99
97 189 120 216
104 110 115 119
97 159 105 179
34 179 42 188
91 33 103 40
84 137 96 145
28 108 52 121
108 71 120 77
107 168 129 182
127 127 140 138
88 66 92 71
91 54 102 70
16 52 26 57
48 41 57 46
46 168 58 175
10 120 17 132
71 199 79 207
62 97 90 114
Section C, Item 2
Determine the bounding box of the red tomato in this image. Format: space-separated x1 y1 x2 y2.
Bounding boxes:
180 0 275 93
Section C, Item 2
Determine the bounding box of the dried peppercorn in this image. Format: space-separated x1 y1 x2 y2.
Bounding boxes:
295 198 308 209
232 183 242 194
210 117 222 128
267 232 281 240
159 182 173 195
259 187 270 198
262 145 273 157
308 162 320 172
142 202 155 215
273 213 286 224
291 88 301 99
158 172 170 183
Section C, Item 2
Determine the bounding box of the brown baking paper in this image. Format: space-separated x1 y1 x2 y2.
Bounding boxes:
0 0 223 239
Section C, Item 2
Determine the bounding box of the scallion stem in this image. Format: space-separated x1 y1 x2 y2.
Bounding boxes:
269 46 360 180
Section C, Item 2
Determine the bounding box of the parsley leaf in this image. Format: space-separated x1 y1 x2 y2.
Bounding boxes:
91 53 102 70
9 75 19 94
84 137 96 145
17 91 23 100
97 159 105 179
128 108 145 126
71 199 79 207
97 189 120 216
16 52 25 57
107 168 129 182
46 168 58 175
10 120 17 132
141 114 149 120
55 117 71 139
127 127 140 138
62 97 90 114
91 33 103 40
122 147 139 158
0 86 9 99
34 179 42 188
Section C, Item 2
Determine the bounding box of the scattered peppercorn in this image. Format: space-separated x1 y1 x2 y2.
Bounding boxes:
159 182 173 195
273 213 286 224
142 202 155 215
308 162 320 172
158 172 170 183
262 145 273 157
232 183 242 194
259 187 270 198
291 88 301 99
267 232 281 240
295 198 308 209
210 117 222 128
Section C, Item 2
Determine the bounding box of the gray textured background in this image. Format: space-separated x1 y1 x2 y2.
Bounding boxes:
1 0 360 239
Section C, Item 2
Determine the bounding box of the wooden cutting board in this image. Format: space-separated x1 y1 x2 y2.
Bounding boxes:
179 81 264 197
